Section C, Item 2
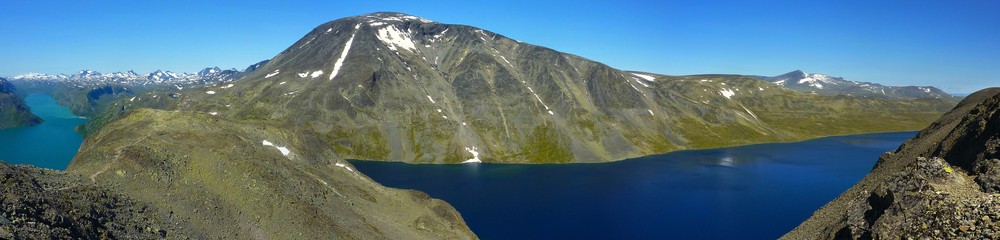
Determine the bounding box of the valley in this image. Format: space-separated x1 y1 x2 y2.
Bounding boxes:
0 8 993 240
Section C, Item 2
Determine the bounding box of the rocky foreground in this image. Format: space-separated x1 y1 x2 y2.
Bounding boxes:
784 88 1000 239
0 162 184 239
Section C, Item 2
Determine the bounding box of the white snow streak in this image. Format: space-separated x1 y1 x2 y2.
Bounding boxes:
335 162 355 172
262 140 291 156
330 24 361 81
265 70 280 78
631 73 656 81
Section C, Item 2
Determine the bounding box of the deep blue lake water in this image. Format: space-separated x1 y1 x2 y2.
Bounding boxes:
351 132 915 239
0 94 87 170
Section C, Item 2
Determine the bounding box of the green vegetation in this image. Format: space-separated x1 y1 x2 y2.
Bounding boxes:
0 78 42 129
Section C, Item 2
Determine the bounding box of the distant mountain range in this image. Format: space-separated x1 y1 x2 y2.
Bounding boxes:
10 60 268 88
756 70 953 99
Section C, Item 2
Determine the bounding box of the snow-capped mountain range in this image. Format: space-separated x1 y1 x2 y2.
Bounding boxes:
9 60 268 87
758 70 952 99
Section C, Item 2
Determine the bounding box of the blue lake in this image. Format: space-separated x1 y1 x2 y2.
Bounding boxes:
351 132 914 239
0 94 87 170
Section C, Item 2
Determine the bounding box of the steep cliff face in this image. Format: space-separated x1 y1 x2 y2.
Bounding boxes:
784 88 1000 240
0 77 42 129
66 109 476 239
94 12 956 164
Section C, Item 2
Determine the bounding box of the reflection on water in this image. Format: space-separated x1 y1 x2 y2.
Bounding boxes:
352 132 916 240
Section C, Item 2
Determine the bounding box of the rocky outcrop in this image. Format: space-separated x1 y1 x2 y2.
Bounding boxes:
0 162 189 239
783 88 1000 239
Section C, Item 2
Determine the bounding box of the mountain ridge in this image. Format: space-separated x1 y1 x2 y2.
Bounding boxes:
756 70 954 99
90 12 959 164
0 77 42 129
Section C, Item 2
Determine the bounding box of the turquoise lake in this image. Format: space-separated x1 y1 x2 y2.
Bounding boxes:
0 94 87 170
352 132 915 239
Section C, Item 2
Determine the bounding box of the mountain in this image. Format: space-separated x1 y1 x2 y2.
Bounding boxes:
783 88 1000 239
97 12 958 164
66 109 476 239
758 70 954 99
0 77 42 129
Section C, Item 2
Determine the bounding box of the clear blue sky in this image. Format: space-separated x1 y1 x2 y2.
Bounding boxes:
1 0 997 93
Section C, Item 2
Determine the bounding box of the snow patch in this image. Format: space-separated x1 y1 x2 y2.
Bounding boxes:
463 147 482 163
206 91 216 95
220 83 235 89
262 140 291 156
330 24 361 81
310 70 324 78
719 88 736 99
276 147 290 156
265 70 280 78
209 112 218 116
335 162 355 172
632 77 651 88
376 25 417 52
648 109 654 116
427 95 436 104
631 73 656 81
297 72 308 78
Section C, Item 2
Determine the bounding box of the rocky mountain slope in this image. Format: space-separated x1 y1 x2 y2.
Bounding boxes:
783 87 1000 239
66 109 475 239
0 77 42 129
759 70 954 99
92 12 957 164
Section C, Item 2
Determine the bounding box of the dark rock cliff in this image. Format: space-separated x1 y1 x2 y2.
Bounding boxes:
784 88 1000 239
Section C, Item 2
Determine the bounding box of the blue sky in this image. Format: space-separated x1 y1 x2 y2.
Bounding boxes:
1 0 997 93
